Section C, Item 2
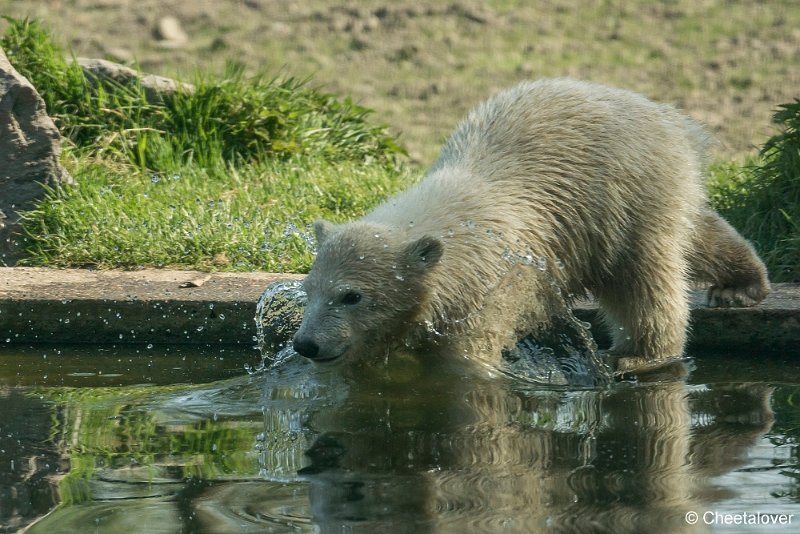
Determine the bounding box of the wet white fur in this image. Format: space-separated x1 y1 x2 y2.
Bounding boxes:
298 79 769 370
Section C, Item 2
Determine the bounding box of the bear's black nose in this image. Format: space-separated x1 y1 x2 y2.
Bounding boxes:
293 336 320 359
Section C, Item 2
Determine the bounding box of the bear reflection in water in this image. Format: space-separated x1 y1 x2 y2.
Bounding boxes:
251 351 772 534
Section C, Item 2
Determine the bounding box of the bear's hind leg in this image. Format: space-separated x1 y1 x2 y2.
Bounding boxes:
689 209 770 307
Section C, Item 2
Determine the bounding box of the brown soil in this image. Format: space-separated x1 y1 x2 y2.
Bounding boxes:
2 0 798 164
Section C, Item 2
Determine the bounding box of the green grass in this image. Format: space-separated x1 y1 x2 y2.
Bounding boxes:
23 156 413 271
708 100 800 282
2 18 411 271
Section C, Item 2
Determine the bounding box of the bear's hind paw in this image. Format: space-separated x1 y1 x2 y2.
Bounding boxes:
707 282 769 308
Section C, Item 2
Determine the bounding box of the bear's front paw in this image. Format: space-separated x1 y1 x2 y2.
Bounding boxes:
707 281 769 308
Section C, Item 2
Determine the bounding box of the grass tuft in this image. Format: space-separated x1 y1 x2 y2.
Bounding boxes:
709 100 800 282
1 18 404 169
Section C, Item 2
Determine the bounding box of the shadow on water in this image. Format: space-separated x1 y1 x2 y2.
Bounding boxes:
1 342 799 533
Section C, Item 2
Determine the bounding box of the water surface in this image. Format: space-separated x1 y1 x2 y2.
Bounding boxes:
1 344 799 533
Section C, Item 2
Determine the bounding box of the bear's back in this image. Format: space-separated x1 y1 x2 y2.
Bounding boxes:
432 78 709 183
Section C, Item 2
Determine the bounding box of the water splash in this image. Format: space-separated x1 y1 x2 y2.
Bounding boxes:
485 254 610 386
502 312 608 387
252 280 306 373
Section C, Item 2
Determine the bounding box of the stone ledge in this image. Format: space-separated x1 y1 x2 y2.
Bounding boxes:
1 267 798 351
574 288 800 353
0 268 301 345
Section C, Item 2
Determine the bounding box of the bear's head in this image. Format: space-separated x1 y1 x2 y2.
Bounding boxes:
292 219 443 364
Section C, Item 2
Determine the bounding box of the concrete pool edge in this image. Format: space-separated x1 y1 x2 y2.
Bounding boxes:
1 267 798 351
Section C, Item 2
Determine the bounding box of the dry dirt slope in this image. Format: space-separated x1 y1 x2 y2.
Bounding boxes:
1 0 799 164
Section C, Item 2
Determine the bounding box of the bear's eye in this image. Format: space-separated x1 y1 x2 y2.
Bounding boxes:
341 291 362 305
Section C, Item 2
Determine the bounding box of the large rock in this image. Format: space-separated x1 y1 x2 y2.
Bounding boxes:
76 57 195 104
0 47 72 265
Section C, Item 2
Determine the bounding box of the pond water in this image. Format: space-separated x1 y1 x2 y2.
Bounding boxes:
1 344 799 533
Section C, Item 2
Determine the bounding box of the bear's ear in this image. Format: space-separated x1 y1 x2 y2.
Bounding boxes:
403 236 443 273
314 219 335 246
